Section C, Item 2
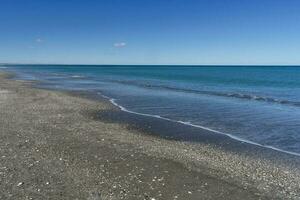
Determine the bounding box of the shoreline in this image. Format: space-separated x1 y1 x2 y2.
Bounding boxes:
6 66 300 158
1 71 300 199
10 65 300 159
101 92 300 158
66 89 300 167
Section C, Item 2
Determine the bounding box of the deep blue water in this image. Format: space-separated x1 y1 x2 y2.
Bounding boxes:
2 65 300 155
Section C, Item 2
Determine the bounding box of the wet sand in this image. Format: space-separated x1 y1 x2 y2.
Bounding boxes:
0 72 300 199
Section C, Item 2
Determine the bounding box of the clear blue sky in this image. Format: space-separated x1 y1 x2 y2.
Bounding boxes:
1 0 300 65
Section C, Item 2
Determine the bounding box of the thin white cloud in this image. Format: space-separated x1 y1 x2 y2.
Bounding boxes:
35 38 43 43
113 42 126 48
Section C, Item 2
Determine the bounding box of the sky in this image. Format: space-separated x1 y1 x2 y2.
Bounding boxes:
1 0 300 65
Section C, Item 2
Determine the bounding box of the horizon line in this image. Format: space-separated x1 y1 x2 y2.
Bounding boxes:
2 63 300 67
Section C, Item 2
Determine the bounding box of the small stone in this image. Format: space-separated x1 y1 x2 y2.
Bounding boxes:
17 182 24 187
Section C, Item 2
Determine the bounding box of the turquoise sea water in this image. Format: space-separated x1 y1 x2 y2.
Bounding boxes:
3 65 300 155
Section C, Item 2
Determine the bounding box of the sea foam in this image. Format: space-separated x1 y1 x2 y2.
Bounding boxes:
99 92 300 157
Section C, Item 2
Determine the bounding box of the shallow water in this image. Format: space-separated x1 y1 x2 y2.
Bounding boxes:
3 65 300 155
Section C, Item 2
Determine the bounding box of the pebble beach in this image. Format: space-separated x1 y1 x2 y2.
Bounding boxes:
0 72 300 199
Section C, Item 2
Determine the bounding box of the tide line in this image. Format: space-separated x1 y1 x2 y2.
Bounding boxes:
99 92 300 157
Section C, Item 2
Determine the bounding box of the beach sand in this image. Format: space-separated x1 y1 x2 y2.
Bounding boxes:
0 72 300 199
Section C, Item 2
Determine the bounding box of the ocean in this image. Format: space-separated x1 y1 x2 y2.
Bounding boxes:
3 65 300 156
